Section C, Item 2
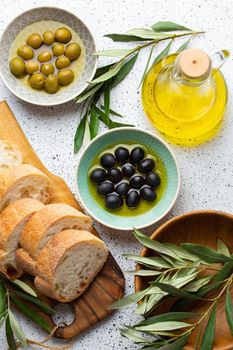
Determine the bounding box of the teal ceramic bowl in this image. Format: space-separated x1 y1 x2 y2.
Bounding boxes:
76 127 180 230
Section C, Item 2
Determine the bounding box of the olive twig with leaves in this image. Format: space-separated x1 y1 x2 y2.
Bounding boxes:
110 229 233 350
0 275 67 349
74 21 204 153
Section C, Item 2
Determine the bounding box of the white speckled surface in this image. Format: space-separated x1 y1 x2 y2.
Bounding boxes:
0 0 232 348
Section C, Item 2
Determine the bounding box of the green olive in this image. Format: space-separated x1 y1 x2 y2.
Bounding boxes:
29 73 45 89
10 57 26 77
57 69 74 85
54 27 72 44
55 56 71 69
38 51 52 63
52 43 65 57
43 31 54 46
27 33 43 49
17 45 34 60
44 75 59 94
25 61 39 74
40 63 54 76
65 43 81 61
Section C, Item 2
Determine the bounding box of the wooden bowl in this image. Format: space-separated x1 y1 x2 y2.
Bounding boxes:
135 210 233 350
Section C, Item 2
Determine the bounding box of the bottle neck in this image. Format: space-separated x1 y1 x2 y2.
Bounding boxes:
172 57 211 87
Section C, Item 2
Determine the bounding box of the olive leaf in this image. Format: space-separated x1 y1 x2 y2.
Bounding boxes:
200 304 217 350
126 28 169 40
109 288 150 310
8 309 27 348
166 335 189 350
89 109 99 139
5 315 17 350
177 37 192 52
194 321 205 350
75 83 103 103
10 295 52 333
100 106 124 118
104 33 148 42
10 280 37 297
152 40 173 65
82 116 91 148
0 283 6 319
90 60 125 84
104 84 110 126
133 229 184 262
181 243 233 263
12 290 55 315
184 276 212 292
136 312 198 327
94 106 133 128
151 282 204 300
225 287 233 335
120 326 152 343
94 49 134 57
135 320 191 332
74 113 87 153
217 239 231 257
127 270 161 277
111 53 138 88
138 44 155 87
151 21 191 32
123 254 171 269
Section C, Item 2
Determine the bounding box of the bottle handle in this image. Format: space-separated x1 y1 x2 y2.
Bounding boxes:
211 50 230 70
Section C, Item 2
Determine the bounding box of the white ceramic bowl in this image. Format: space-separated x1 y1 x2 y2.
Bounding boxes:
0 7 97 106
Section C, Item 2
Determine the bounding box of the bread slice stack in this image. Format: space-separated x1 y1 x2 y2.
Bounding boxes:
0 141 108 303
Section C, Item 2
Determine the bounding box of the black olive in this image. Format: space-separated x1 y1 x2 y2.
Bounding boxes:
138 158 155 173
105 193 123 209
129 147 145 165
90 168 107 183
146 172 161 188
97 181 115 195
100 153 116 168
122 163 135 178
108 168 123 183
140 186 156 202
115 181 129 196
126 190 140 207
129 175 145 189
115 147 129 164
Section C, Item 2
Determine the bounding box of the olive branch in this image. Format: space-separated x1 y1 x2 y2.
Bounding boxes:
74 21 204 153
109 229 233 350
0 275 68 349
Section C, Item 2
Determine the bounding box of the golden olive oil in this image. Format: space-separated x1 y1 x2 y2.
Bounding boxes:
142 53 227 146
88 143 167 217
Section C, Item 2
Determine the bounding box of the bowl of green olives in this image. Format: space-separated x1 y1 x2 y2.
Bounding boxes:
0 7 97 105
76 127 181 231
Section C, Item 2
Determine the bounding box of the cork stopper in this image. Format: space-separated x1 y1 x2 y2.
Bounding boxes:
178 48 211 80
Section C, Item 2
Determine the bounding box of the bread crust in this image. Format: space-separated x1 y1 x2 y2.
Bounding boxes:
15 248 37 276
20 203 93 259
0 164 51 210
0 198 44 278
34 229 108 302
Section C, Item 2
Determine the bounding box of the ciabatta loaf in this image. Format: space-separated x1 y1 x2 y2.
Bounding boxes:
0 164 51 211
19 203 93 262
34 229 108 302
0 141 23 172
0 198 44 278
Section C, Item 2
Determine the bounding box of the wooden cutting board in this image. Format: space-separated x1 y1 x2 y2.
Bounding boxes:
0 100 125 339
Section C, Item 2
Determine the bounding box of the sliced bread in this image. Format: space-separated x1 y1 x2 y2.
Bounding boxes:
0 164 51 211
0 140 23 172
19 203 93 273
34 229 108 302
0 198 44 278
